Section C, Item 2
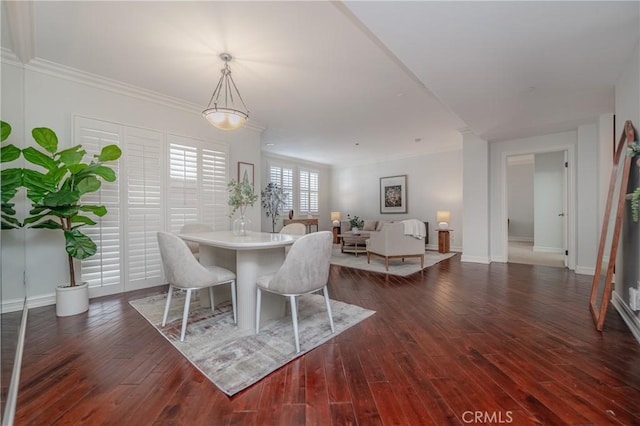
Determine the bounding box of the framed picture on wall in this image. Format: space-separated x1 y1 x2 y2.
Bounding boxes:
380 175 407 214
238 162 254 186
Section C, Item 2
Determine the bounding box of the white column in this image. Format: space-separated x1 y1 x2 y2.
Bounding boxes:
461 129 490 263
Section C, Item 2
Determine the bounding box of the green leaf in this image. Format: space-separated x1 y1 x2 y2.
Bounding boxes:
47 167 69 185
30 219 63 229
79 205 107 217
1 203 16 216
1 144 20 163
42 189 79 207
59 145 86 166
31 127 58 153
22 169 56 192
97 145 122 162
76 176 101 195
1 221 20 230
67 164 87 174
23 212 50 225
23 146 58 171
1 213 20 225
64 229 97 259
1 121 11 142
92 166 116 182
70 215 97 226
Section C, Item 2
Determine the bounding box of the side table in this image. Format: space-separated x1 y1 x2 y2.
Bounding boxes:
332 226 341 244
438 229 451 254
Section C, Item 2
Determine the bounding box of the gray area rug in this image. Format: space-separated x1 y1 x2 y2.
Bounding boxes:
331 245 455 276
129 292 374 396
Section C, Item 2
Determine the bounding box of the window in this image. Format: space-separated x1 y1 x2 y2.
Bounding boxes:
76 119 123 292
269 165 294 211
76 117 229 295
299 169 318 214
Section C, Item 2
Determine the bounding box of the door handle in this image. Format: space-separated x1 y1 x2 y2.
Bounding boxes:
558 213 565 217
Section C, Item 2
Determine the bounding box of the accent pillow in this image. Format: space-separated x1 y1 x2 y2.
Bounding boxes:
363 220 377 231
375 221 386 231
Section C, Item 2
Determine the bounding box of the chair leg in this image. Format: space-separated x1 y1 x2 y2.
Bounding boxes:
180 289 192 342
209 287 215 313
323 286 335 333
290 295 300 353
230 280 237 324
162 285 173 327
255 287 262 333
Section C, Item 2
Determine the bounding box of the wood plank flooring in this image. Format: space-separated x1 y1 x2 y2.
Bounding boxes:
14 255 640 425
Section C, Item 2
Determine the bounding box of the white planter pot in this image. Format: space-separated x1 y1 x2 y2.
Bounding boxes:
56 282 89 317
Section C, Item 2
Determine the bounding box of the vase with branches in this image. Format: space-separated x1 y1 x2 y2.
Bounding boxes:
227 179 258 235
261 182 288 232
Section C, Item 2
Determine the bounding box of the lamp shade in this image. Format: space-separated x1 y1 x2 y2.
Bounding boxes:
202 53 249 131
436 211 451 229
331 211 341 227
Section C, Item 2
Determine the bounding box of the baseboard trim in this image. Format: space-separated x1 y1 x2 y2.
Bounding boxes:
26 293 56 309
532 246 564 254
1 297 29 313
508 237 534 243
2 301 28 426
461 255 491 264
575 266 595 276
612 291 640 344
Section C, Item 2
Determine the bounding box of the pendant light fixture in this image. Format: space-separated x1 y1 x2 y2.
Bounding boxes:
202 53 249 131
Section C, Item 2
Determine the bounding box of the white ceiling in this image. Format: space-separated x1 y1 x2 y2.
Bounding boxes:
2 1 638 166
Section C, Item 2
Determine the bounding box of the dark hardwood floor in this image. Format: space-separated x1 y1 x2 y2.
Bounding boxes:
15 255 640 425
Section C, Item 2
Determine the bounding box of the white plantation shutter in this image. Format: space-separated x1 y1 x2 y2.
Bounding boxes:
75 117 229 295
269 165 293 211
299 169 318 214
75 117 123 294
201 146 229 230
125 127 164 289
168 135 229 233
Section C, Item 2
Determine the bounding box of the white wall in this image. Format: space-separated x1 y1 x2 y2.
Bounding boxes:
330 148 463 250
17 60 262 305
507 159 534 241
576 122 599 274
533 151 565 252
260 153 331 232
1 58 26 309
613 40 640 337
462 132 489 262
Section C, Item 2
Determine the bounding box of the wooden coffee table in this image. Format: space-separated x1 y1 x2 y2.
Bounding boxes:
338 232 370 256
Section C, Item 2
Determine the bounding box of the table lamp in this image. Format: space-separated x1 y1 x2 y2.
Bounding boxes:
437 211 451 230
331 212 341 227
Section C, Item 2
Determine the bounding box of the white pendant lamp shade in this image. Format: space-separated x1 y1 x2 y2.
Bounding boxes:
202 108 248 131
202 53 249 131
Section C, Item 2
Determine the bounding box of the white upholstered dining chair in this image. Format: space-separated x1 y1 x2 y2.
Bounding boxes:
179 223 213 260
255 231 334 353
279 223 306 256
157 231 237 341
279 223 306 235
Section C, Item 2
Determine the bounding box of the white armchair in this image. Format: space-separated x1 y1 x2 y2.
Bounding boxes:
366 222 425 271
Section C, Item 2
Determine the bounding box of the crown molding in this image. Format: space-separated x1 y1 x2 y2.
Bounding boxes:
1 52 265 134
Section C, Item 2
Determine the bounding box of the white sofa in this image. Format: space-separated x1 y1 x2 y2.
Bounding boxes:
366 222 425 271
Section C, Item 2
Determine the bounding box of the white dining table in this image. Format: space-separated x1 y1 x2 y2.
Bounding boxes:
179 230 299 331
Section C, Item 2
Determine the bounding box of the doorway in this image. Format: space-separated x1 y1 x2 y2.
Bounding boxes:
506 151 567 268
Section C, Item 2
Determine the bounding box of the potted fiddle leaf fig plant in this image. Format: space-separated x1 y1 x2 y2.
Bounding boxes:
1 121 22 230
22 126 121 316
